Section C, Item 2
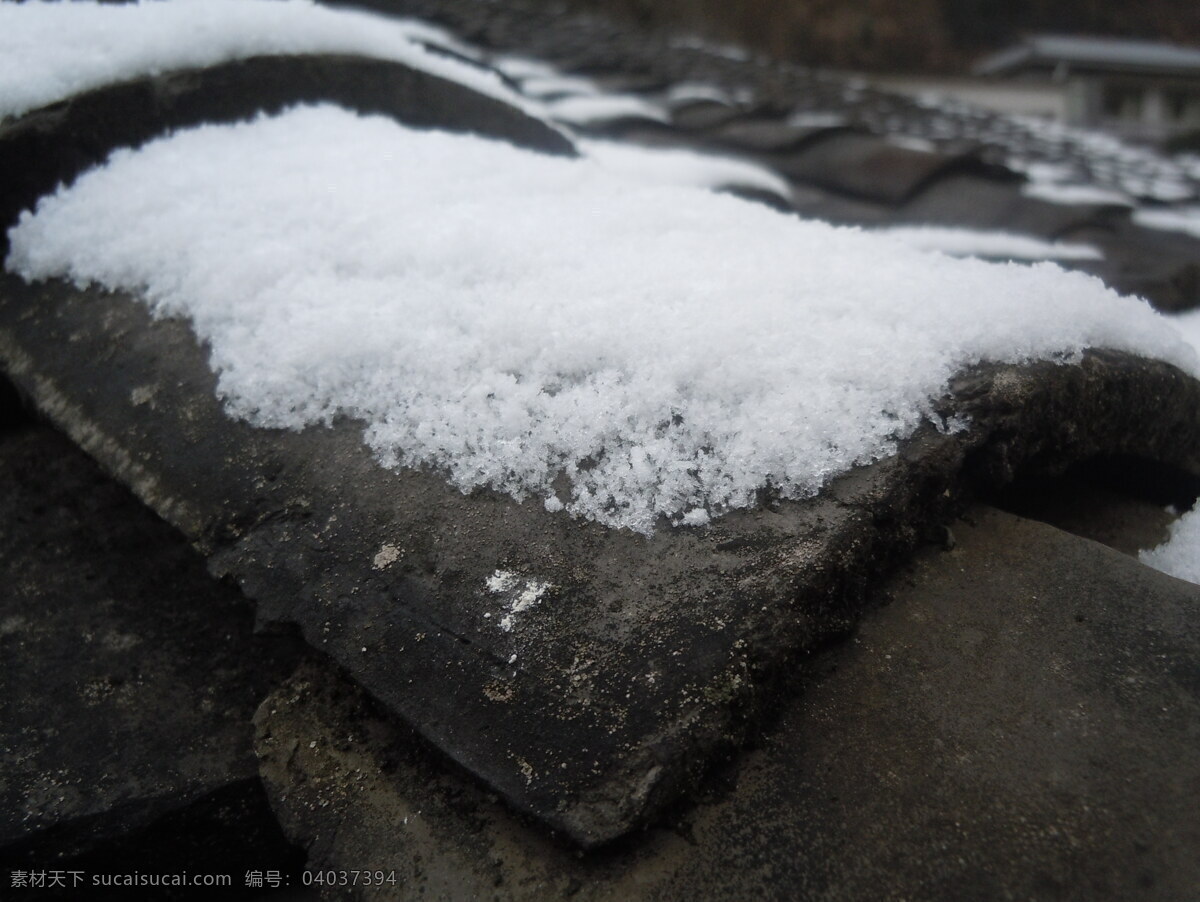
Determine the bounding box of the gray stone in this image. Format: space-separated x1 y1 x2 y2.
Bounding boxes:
255 506 1200 901
768 132 992 205
0 424 301 867
896 172 1125 238
667 98 741 132
709 118 854 155
991 462 1194 556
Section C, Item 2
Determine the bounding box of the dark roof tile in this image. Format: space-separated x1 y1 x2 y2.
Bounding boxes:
668 97 742 131
897 172 1123 238
708 118 855 155
772 132 991 205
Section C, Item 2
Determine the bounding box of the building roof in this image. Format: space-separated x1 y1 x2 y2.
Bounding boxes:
2 0 1200 881
975 33 1200 78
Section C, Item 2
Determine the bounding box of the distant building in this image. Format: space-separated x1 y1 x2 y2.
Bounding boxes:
870 35 1200 144
974 35 1200 142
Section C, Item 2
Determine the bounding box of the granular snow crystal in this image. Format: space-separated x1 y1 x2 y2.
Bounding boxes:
7 105 1195 533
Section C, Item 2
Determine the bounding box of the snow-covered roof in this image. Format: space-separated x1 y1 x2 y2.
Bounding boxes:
976 34 1200 78
5 0 1200 851
0 0 523 121
8 103 1194 533
3 6 1200 533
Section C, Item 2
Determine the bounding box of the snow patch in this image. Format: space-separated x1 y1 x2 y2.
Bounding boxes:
787 111 848 129
373 543 401 569
486 570 517 594
7 105 1195 534
0 0 524 121
491 56 558 82
886 135 937 153
666 83 733 105
579 139 790 199
515 74 599 101
878 227 1103 262
1141 510 1200 585
667 35 754 63
546 94 668 125
1169 308 1200 356
1134 207 1200 240
1022 182 1133 208
1138 309 1200 586
487 569 551 632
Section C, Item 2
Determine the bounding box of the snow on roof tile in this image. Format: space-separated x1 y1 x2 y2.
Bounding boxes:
9 104 1193 532
5 0 1200 847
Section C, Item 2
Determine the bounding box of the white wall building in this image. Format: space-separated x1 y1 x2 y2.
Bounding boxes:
873 35 1200 145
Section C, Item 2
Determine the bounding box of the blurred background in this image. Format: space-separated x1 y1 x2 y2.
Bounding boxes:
528 0 1200 149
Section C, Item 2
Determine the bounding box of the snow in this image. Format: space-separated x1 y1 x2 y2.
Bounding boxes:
878 227 1103 262
1142 309 1200 584
1167 308 1200 358
666 83 733 105
1001 115 1199 204
372 543 401 569
1022 182 1132 208
1134 207 1200 240
486 570 550 632
513 74 599 101
578 140 790 199
667 35 754 63
7 105 1195 534
0 0 523 121
886 135 937 153
895 92 1200 205
1141 512 1200 585
491 56 558 82
545 93 669 126
787 112 848 129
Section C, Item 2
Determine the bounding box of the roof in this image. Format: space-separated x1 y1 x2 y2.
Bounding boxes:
6 3 1199 311
255 503 1200 900
365 0 1200 308
975 33 1200 78
2 0 1200 885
